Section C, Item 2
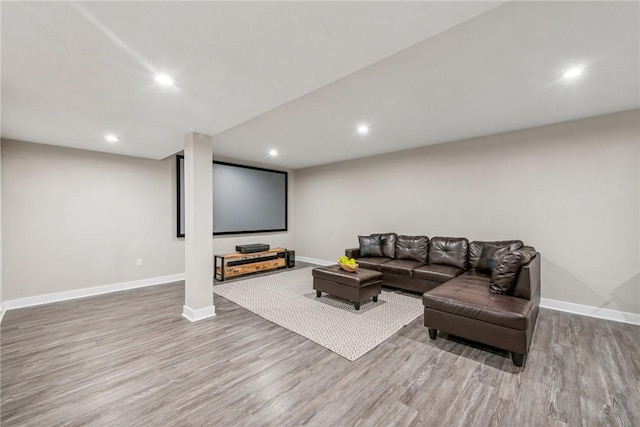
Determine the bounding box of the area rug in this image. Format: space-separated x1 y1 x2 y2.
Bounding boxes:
213 267 423 361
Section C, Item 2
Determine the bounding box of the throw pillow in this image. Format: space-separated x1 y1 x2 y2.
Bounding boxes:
469 240 524 270
475 244 506 274
490 248 535 294
358 234 383 257
379 233 398 259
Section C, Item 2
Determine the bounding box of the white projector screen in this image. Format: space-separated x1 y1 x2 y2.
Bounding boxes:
177 156 288 236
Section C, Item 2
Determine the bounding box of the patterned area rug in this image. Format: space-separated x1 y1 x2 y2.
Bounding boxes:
213 267 423 361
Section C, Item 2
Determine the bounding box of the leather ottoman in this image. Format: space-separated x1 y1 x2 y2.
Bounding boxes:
312 265 383 310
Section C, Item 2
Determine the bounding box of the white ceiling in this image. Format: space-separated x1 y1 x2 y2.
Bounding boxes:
2 1 639 169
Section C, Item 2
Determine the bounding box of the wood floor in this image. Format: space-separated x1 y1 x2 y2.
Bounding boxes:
2 266 639 426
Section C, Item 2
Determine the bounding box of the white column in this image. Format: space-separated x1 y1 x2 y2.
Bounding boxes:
182 132 215 321
0 139 3 318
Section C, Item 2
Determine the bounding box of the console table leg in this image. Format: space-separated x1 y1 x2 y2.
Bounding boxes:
354 302 361 310
373 296 378 302
316 290 322 297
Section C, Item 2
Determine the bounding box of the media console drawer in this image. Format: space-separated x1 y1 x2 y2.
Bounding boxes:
221 258 286 279
214 247 287 281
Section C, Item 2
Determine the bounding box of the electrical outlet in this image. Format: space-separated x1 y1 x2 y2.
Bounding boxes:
136 258 143 267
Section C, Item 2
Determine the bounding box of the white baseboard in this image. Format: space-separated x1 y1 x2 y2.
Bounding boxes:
182 305 216 322
3 268 636 327
297 256 333 266
540 298 640 326
3 273 186 312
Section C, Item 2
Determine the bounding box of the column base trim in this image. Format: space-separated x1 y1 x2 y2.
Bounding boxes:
182 305 216 322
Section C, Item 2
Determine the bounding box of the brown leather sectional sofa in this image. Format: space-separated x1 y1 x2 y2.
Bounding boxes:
345 234 540 367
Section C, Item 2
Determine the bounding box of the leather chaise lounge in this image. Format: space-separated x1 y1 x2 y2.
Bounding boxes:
346 234 540 367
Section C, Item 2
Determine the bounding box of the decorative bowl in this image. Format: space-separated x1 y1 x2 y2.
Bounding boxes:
339 262 359 272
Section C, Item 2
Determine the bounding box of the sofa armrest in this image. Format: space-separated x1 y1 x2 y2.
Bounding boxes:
345 248 360 258
512 253 541 300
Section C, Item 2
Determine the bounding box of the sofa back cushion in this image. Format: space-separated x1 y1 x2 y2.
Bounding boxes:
358 235 383 257
469 240 523 270
379 233 397 259
490 246 537 294
428 237 469 270
396 235 429 263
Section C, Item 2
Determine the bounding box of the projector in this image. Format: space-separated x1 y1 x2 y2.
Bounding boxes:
235 243 270 254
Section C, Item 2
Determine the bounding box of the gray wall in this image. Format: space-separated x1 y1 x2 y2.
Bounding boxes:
3 110 637 314
1 140 186 300
1 139 296 301
295 110 640 314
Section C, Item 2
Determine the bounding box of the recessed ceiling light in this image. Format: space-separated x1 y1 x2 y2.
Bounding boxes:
357 124 369 135
105 134 119 143
563 67 583 79
269 149 278 157
154 74 175 86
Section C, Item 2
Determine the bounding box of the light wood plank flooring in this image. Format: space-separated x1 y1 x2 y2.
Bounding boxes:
2 267 639 426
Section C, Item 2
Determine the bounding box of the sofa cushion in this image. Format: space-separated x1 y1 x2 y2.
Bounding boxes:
396 235 429 263
357 257 391 271
359 235 383 257
422 271 534 330
490 246 537 295
469 240 523 270
380 259 425 277
380 233 398 259
413 264 465 283
428 237 469 270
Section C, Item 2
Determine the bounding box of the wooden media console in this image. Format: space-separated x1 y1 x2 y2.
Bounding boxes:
215 247 287 281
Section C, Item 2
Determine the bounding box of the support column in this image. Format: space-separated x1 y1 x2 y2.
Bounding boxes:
0 139 3 320
182 132 215 322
